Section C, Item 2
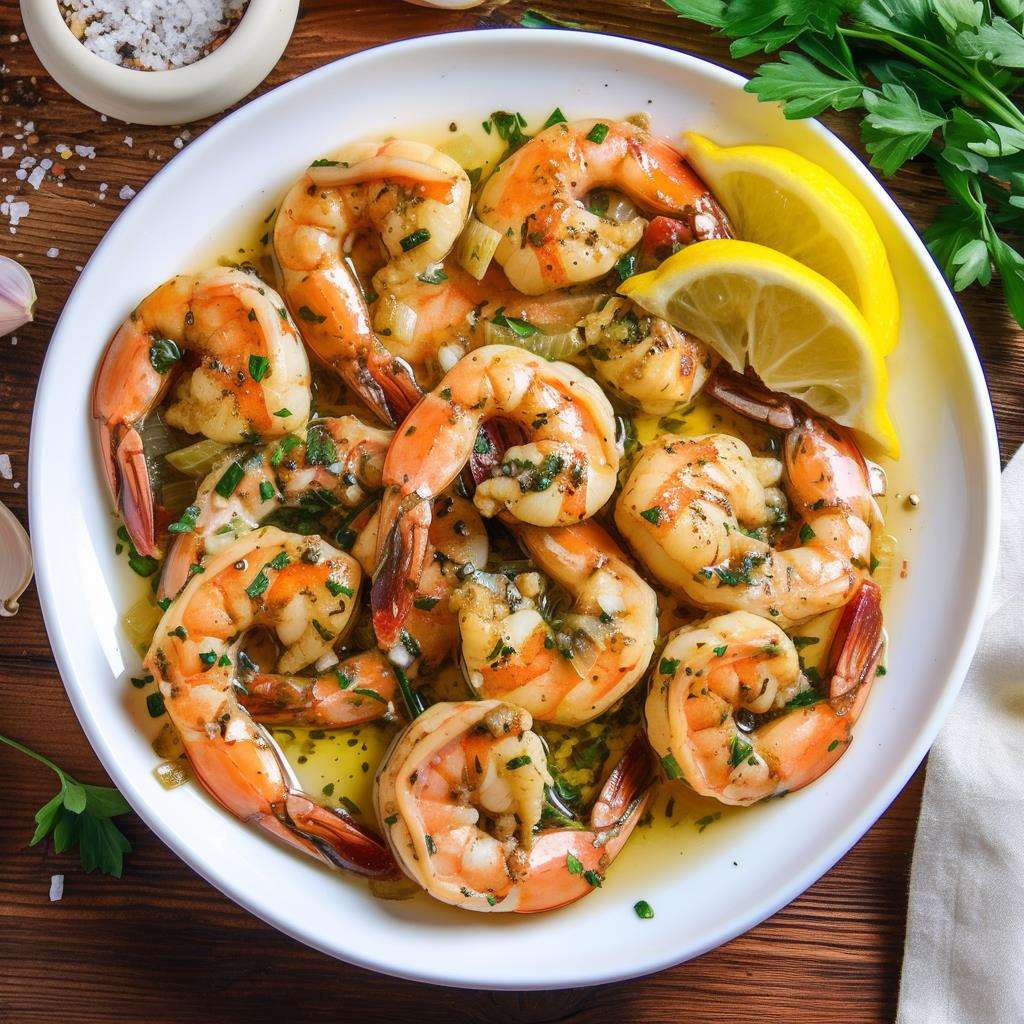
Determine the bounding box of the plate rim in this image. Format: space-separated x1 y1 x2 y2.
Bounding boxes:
28 27 1001 990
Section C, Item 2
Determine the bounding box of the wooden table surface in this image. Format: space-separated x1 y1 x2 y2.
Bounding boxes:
1 2 1020 1021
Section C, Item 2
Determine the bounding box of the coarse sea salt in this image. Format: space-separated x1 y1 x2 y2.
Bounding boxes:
59 0 248 71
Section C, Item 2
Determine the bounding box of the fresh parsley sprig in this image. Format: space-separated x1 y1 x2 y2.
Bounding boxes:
664 0 1024 326
1 733 132 877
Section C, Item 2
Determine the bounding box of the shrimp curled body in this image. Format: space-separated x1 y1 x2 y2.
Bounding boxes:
371 344 619 648
146 526 396 875
274 140 470 424
615 420 875 628
476 118 730 295
93 267 311 557
646 581 884 805
374 700 653 912
452 521 658 726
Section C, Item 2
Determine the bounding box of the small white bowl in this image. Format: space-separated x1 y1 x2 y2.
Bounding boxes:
20 0 298 125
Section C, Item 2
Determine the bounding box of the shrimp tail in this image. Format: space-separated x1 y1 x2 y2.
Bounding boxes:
283 791 399 878
349 351 423 428
826 579 884 707
102 422 157 557
706 366 796 429
159 530 202 601
591 732 655 831
371 492 432 649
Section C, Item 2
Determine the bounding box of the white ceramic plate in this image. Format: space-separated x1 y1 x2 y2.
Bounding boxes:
30 29 999 989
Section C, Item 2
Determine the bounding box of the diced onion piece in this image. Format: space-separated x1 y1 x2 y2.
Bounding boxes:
154 759 192 790
604 193 640 224
314 650 340 672
437 343 465 373
483 320 585 361
122 593 164 652
205 514 253 555
456 217 501 281
166 439 232 478
48 874 63 902
373 294 418 346
869 532 899 590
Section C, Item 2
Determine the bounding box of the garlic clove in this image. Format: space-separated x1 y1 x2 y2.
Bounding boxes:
0 255 35 337
0 499 32 616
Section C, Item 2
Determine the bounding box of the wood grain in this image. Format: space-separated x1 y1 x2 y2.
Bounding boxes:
0 1 1018 1021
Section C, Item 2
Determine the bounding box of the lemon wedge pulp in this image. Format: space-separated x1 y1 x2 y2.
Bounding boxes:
619 239 899 459
684 133 899 355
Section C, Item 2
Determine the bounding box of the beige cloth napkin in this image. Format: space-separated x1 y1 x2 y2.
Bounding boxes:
897 446 1021 1023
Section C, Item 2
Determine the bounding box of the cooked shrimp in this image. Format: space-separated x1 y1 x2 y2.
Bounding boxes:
646 581 884 805
476 118 730 295
352 492 488 674
374 700 653 912
451 521 657 726
615 419 876 628
240 649 400 729
93 267 311 557
582 297 715 414
159 415 391 599
370 344 619 648
145 526 395 875
273 140 471 424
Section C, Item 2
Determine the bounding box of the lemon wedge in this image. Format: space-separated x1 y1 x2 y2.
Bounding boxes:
619 239 899 458
684 133 899 355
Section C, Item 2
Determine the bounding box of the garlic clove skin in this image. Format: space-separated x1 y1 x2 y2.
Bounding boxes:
0 500 32 616
0 255 36 337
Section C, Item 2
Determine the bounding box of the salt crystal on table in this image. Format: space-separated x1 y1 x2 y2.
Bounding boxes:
123 135 133 147
49 875 63 902
27 166 45 190
118 185 136 200
1 146 14 160
14 170 26 181
74 145 95 159
46 247 59 258
0 454 12 480
173 137 183 149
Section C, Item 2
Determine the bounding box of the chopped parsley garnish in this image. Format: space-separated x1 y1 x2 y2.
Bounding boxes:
473 433 491 454
492 307 538 338
616 251 638 280
792 635 819 649
566 852 583 875
146 692 166 718
713 645 728 657
298 305 326 324
586 122 610 144
273 408 292 418
310 158 338 167
148 337 181 374
244 552 289 600
352 688 387 703
311 619 334 642
583 869 603 887
696 812 722 833
785 690 821 709
248 354 270 382
167 504 201 535
424 834 437 855
258 480 275 502
714 553 767 587
827 740 841 752
198 651 217 666
270 434 302 467
413 596 440 611
214 461 245 499
640 506 663 525
634 900 654 920
659 657 679 675
304 424 338 466
799 522 816 544
116 525 159 578
505 755 532 770
326 579 354 598
661 753 683 780
728 734 755 768
399 228 431 252
542 107 567 129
